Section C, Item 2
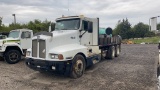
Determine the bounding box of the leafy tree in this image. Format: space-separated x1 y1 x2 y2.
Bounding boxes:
133 22 149 38
27 19 51 33
9 23 26 30
0 19 54 33
113 18 132 39
1 25 10 32
114 19 155 39
0 18 156 38
132 22 155 37
144 31 155 37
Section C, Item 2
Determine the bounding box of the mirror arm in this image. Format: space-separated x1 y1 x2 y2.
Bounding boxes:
79 29 83 32
79 30 87 38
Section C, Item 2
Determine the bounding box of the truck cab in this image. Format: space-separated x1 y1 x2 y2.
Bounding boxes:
25 15 121 78
0 29 33 64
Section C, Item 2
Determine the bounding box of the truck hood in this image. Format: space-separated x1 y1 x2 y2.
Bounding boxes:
0 37 20 46
47 30 79 50
32 30 79 52
53 30 78 37
30 30 80 59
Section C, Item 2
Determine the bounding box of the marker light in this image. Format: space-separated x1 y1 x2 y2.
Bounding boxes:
26 51 31 56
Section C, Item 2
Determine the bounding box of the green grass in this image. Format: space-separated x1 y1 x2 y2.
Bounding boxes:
129 36 160 44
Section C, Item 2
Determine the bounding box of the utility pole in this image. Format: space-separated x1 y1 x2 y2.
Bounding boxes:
12 14 16 29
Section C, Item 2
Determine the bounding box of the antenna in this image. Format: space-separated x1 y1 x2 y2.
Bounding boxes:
68 0 69 15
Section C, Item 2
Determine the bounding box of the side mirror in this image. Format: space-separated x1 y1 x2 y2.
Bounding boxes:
106 27 112 35
88 22 93 33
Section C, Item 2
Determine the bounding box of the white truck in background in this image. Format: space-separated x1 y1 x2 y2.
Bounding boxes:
0 29 33 64
0 35 7 40
25 15 121 78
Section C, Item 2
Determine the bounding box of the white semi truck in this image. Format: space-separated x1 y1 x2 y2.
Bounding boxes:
0 29 33 64
25 15 121 78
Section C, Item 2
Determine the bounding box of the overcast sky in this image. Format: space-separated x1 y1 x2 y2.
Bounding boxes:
0 0 160 28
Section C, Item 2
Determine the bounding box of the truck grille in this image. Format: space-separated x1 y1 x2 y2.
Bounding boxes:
32 40 37 57
32 39 46 58
39 40 46 58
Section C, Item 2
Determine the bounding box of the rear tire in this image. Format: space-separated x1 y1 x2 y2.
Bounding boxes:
70 54 86 79
115 45 120 57
106 46 115 59
119 44 121 52
5 50 21 64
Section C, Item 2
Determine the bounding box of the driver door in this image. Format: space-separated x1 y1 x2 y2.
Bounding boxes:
80 20 93 46
20 31 32 49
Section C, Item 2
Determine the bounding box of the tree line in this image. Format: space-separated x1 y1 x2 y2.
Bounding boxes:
113 18 160 39
0 17 159 39
0 18 55 33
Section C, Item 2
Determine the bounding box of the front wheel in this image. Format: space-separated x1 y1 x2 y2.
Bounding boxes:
70 54 86 79
0 57 4 61
5 50 21 64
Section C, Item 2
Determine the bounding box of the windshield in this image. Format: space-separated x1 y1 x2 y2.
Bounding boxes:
55 18 80 30
8 31 20 38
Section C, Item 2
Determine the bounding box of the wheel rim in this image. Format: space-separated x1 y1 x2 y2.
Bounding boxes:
9 52 18 62
74 59 83 75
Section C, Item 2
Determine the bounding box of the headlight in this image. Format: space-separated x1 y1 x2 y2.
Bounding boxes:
50 54 59 59
50 54 64 60
26 51 31 56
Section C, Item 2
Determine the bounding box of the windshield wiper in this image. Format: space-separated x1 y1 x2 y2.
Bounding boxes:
61 28 68 30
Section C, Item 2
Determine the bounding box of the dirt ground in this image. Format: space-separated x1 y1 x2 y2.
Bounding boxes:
0 44 158 90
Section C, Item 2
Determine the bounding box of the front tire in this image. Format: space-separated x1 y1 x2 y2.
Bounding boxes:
70 54 86 79
5 50 21 64
0 57 4 61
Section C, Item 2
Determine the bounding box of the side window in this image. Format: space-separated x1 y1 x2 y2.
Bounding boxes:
21 31 31 38
2 36 6 39
82 21 88 31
